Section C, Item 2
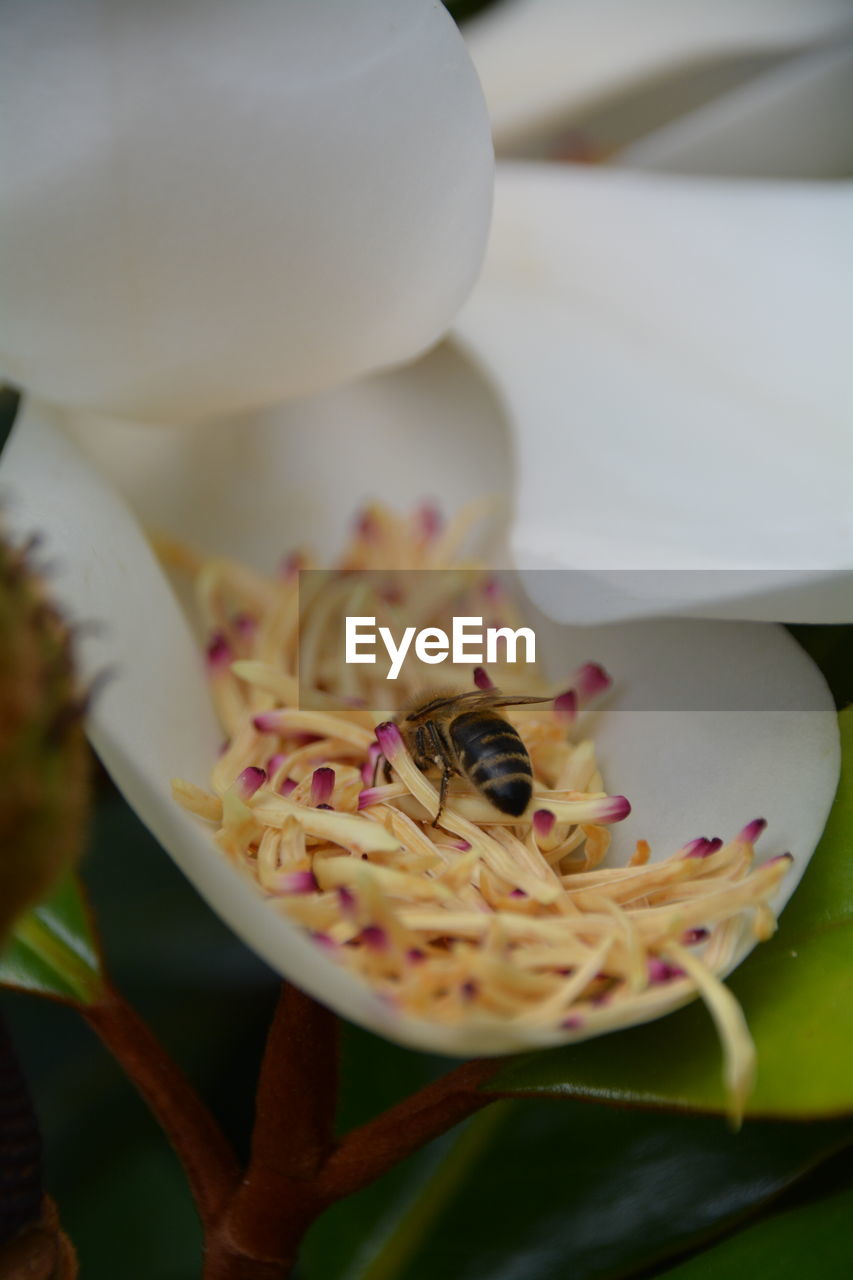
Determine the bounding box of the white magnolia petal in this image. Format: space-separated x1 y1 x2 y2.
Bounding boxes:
62 341 514 569
621 40 853 178
465 0 853 152
454 163 853 623
0 0 492 421
0 395 839 1054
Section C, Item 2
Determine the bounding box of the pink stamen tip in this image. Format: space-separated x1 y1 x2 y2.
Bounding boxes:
461 980 478 1001
738 818 767 845
768 852 794 865
252 712 280 734
337 886 356 914
407 948 427 965
206 633 232 671
648 958 685 983
510 888 527 899
604 796 631 823
682 928 710 945
417 502 443 539
278 777 297 797
473 666 494 690
312 933 337 952
455 839 471 852
554 689 578 719
236 766 266 799
311 767 335 807
267 753 287 774
355 508 379 539
280 870 317 894
561 1016 583 1031
232 612 256 638
574 662 612 704
686 837 722 858
358 788 382 810
279 551 304 581
360 925 388 952
533 809 556 839
375 721 403 757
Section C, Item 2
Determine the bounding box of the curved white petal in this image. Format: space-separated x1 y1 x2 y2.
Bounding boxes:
61 341 514 570
0 0 492 421
621 40 853 178
454 163 853 623
465 0 853 153
0 395 839 1055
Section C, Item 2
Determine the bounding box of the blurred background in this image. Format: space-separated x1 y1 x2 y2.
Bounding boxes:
2 0 852 1275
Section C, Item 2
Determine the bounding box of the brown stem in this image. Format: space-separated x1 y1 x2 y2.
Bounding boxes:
82 980 502 1280
206 984 339 1274
83 985 241 1224
317 1057 499 1202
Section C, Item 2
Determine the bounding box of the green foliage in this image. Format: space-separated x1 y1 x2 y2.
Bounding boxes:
302 1090 853 1280
486 708 853 1118
658 1180 853 1280
0 873 104 1004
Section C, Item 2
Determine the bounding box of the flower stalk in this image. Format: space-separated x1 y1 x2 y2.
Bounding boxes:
66 977 500 1279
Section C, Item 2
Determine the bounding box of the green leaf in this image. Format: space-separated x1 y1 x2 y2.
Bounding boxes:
0 871 105 1003
300 1097 853 1280
485 707 853 1118
657 1182 853 1280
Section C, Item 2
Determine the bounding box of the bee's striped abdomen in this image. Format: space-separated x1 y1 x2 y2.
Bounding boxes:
449 710 533 817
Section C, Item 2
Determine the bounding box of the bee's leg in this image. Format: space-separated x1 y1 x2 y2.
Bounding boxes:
433 763 452 828
426 720 453 827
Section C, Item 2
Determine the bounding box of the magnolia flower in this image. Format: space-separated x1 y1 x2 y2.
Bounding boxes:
460 0 853 623
0 0 843 1059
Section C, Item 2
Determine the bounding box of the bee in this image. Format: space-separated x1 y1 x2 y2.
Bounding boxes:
389 688 553 825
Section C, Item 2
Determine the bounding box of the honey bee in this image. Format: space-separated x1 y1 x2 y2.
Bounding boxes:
390 688 552 825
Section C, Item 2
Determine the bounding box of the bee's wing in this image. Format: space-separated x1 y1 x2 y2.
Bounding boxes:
397 688 554 724
475 692 554 710
436 690 553 713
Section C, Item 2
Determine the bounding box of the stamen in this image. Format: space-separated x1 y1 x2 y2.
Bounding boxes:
311 767 335 807
572 662 612 705
170 501 791 1120
739 818 767 844
554 689 578 722
533 809 556 840
206 633 232 673
236 766 266 800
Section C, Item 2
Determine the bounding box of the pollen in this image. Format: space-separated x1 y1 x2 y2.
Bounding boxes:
167 502 791 1123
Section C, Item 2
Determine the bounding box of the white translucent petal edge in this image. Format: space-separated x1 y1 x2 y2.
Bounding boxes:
0 398 839 1056
620 40 853 178
0 0 492 420
453 163 853 624
464 0 853 151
